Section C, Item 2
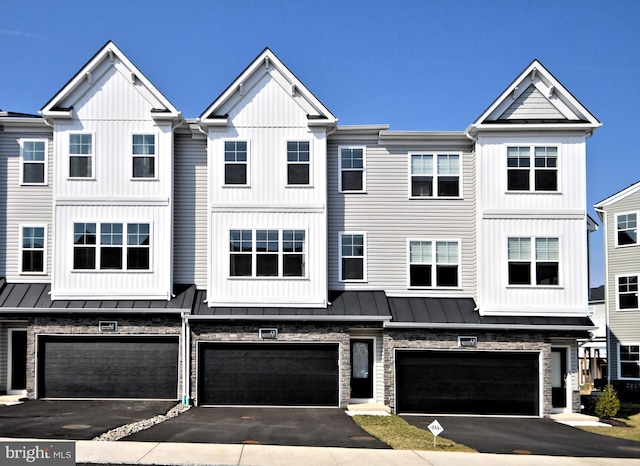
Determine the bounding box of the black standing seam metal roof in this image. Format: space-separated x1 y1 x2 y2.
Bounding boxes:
0 283 196 312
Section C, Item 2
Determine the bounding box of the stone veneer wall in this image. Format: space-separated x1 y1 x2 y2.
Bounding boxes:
27 314 182 399
189 322 365 408
383 329 579 417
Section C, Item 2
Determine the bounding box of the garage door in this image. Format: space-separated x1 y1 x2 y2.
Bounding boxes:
396 350 539 415
37 336 178 399
198 343 339 406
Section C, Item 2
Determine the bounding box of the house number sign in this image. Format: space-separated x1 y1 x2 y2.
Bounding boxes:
99 321 118 332
259 328 278 339
458 336 477 347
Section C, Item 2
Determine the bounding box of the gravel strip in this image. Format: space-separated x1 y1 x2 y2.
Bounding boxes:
93 403 191 441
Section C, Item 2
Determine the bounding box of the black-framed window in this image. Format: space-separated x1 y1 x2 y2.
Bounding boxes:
287 141 310 185
230 229 306 277
410 154 460 198
618 275 639 310
132 134 156 178
340 233 365 281
69 134 93 178
508 237 559 286
21 140 47 184
73 222 150 271
507 146 558 192
21 226 45 273
339 147 364 192
224 141 248 185
617 213 638 246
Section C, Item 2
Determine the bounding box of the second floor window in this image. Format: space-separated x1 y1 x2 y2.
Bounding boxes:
410 154 460 198
73 222 150 271
224 141 248 185
21 139 47 184
229 229 306 277
508 237 559 286
339 147 365 192
339 233 365 281
507 146 557 192
21 226 45 273
409 240 460 287
132 134 156 178
69 134 93 178
617 213 637 246
619 275 639 310
287 141 310 185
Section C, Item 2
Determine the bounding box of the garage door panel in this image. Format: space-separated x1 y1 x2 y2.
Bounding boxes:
396 351 539 415
199 343 339 406
38 336 178 399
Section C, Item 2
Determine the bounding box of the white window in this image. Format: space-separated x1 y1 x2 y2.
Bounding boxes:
20 225 46 274
69 133 93 178
508 237 559 286
507 146 558 192
339 232 366 281
619 344 640 379
132 134 156 178
20 139 47 185
229 229 306 278
287 141 310 185
339 146 365 192
408 240 460 287
410 153 460 198
618 275 639 310
616 213 638 246
73 222 150 271
224 141 248 185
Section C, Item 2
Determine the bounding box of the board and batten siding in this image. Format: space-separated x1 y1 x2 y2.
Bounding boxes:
327 136 476 296
601 189 640 379
206 68 328 307
173 130 208 288
477 134 587 212
0 128 54 282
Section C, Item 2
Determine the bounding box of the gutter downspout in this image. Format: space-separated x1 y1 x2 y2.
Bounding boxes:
594 206 611 385
181 312 191 405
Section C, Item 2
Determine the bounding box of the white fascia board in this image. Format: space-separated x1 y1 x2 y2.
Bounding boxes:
594 181 640 209
185 314 391 322
383 322 595 331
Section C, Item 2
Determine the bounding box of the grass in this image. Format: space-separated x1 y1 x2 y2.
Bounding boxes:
352 415 476 452
579 402 640 442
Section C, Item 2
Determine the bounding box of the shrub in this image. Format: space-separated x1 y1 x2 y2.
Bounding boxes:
595 384 621 419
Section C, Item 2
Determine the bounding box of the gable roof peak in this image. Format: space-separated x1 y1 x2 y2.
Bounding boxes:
40 40 181 122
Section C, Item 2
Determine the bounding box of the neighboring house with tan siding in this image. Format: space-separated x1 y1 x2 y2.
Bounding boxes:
595 181 640 389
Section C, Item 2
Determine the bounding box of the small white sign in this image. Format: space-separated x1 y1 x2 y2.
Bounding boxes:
427 419 444 437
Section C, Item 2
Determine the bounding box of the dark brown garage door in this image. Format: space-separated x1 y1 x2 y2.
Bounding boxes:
198 343 339 406
37 336 179 399
396 350 539 415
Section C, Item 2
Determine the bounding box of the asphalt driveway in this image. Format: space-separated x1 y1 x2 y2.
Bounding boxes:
124 406 390 448
0 400 175 440
402 415 640 458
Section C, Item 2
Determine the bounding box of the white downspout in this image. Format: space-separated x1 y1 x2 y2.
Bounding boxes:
181 313 191 405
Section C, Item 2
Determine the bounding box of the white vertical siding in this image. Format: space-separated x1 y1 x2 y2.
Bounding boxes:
174 131 208 287
327 137 476 297
206 70 328 307
0 128 54 282
478 218 588 315
477 134 586 212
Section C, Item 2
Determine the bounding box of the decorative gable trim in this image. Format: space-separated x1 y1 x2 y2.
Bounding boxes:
468 59 600 135
199 48 337 128
594 180 640 209
40 41 181 122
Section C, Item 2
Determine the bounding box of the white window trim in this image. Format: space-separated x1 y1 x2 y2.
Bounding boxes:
68 132 95 180
506 145 560 193
131 132 158 181
614 211 639 248
222 139 250 188
19 138 48 186
227 228 308 279
406 238 462 289
338 145 366 193
617 342 640 380
616 273 639 311
285 139 313 188
19 224 47 275
72 221 152 273
407 152 463 199
339 231 367 283
506 236 562 288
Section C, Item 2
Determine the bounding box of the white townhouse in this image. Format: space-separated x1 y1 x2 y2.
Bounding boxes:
0 42 600 417
595 181 640 397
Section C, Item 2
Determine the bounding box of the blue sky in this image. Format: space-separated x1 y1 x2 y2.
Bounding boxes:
1 0 638 287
